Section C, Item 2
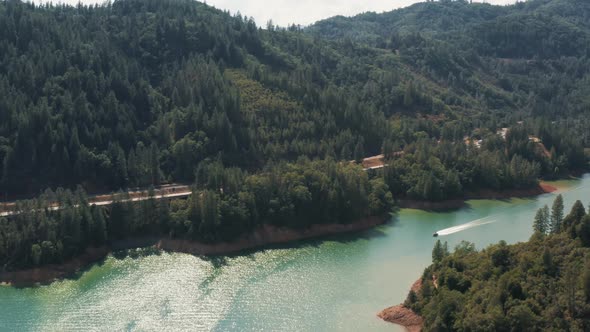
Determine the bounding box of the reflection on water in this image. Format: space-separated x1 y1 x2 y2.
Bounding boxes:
0 175 588 332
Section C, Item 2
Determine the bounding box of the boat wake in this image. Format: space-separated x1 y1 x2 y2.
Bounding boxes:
432 180 589 237
435 217 496 237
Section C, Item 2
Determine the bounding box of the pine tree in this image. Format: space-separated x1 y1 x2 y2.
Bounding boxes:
91 206 108 245
353 141 365 163
403 81 414 107
442 241 449 256
340 144 352 160
31 244 42 265
127 149 138 186
432 240 444 263
542 248 555 276
563 200 586 230
149 144 161 186
542 204 550 222
533 207 549 234
404 290 418 307
550 194 564 233
578 215 590 247
115 146 128 188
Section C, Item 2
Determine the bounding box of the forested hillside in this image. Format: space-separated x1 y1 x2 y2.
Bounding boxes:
0 0 586 199
405 197 590 330
310 0 590 142
0 0 589 270
0 159 394 268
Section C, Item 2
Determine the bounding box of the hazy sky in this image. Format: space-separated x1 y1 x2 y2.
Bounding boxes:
52 0 518 26
206 0 517 26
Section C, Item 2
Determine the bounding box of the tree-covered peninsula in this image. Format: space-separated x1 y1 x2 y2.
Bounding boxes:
385 197 590 331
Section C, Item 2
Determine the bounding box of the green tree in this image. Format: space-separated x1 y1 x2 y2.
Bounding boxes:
404 290 418 308
31 244 42 266
403 82 414 107
578 215 590 247
550 194 564 233
533 207 549 234
91 206 108 245
507 305 539 331
583 264 590 303
542 248 555 276
353 141 365 163
563 200 586 230
172 136 203 181
491 241 511 270
564 264 579 317
432 240 444 264
368 178 394 215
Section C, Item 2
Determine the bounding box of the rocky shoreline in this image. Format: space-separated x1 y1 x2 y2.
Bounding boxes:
0 216 387 286
0 182 561 287
155 217 386 255
0 247 111 287
378 305 423 332
377 279 424 332
399 182 557 211
378 184 559 331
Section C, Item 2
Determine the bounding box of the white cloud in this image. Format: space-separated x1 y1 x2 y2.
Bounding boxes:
44 0 519 26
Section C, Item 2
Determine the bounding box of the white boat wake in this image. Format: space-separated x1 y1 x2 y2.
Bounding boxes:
432 180 590 237
435 217 496 236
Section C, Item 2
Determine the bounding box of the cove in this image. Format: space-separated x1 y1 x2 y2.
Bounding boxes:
1 175 589 331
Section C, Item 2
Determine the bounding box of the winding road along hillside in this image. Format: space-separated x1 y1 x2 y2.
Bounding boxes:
0 154 390 218
0 184 192 217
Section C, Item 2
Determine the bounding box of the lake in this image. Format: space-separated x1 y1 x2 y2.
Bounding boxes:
1 175 589 331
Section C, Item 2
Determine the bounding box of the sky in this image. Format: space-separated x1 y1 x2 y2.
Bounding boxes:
205 0 518 26
51 0 518 26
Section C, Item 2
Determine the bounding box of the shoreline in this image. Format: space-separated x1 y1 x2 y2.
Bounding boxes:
0 181 563 287
155 217 385 255
399 182 557 211
377 279 424 332
0 247 111 287
378 183 561 330
0 216 387 287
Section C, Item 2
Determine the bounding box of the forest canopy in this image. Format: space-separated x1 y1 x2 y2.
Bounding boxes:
0 0 589 270
406 197 590 331
0 0 587 199
0 159 394 269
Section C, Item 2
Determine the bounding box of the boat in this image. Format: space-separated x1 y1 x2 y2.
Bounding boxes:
432 232 439 237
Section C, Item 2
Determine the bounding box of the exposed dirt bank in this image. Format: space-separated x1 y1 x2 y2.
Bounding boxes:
0 216 386 286
398 199 465 211
0 247 110 287
377 279 424 332
399 182 557 211
465 182 557 200
156 216 385 255
378 305 423 332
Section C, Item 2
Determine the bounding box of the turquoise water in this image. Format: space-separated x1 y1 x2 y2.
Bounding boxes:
1 175 589 331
